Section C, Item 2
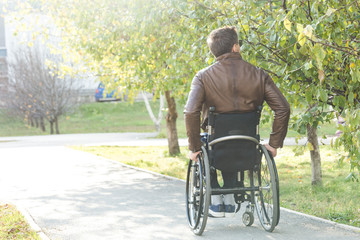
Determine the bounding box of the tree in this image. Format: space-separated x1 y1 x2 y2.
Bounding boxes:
232 0 360 183
16 0 198 155
6 46 47 132
6 45 80 134
170 0 360 183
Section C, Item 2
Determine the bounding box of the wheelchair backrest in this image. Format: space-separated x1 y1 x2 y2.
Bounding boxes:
207 108 262 172
212 111 259 140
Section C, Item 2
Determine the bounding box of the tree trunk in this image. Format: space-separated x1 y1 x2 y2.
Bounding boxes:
142 91 164 133
40 117 46 132
307 123 322 186
164 90 180 155
35 118 39 128
55 117 60 134
50 120 54 134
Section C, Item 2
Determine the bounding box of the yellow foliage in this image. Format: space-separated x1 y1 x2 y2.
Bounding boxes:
242 24 250 33
284 18 291 32
298 33 306 46
307 142 314 151
296 23 304 34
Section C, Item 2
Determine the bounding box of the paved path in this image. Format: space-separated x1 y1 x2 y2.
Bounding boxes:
0 133 358 240
0 132 334 148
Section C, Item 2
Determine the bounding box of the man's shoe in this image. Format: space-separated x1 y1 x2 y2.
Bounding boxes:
208 204 225 218
224 204 236 217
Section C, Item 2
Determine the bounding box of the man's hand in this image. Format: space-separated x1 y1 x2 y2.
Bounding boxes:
264 144 277 157
189 151 201 161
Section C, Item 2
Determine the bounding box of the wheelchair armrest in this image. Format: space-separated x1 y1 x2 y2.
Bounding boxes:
208 135 259 148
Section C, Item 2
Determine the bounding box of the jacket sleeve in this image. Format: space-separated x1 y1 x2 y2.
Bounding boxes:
184 74 205 152
264 74 290 148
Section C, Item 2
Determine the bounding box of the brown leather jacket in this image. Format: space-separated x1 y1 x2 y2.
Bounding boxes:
184 52 290 152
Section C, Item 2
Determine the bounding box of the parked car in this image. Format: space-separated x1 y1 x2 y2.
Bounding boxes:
95 83 126 102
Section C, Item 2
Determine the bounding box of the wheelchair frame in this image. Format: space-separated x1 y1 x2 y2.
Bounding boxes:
185 107 280 235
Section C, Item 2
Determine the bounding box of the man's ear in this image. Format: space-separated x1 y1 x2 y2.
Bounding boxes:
232 43 240 53
231 44 237 52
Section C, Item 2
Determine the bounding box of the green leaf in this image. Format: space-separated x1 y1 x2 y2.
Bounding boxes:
305 90 313 102
350 68 360 82
299 44 308 55
319 89 327 102
326 7 336 16
303 25 313 39
304 61 313 70
313 44 326 69
270 33 277 42
318 69 325 84
348 92 354 105
258 25 267 33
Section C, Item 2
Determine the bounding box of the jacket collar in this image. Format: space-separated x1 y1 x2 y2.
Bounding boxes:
216 52 242 61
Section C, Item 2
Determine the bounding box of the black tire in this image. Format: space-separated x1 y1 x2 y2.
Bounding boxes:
253 145 280 232
186 159 202 230
242 211 255 226
269 153 280 226
185 146 211 235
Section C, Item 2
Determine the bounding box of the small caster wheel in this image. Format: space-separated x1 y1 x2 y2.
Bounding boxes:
242 211 254 226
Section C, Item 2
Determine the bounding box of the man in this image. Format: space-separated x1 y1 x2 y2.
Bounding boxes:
184 26 290 217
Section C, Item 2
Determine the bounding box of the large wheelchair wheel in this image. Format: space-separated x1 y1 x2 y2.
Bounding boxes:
253 145 280 232
271 151 280 226
185 146 211 235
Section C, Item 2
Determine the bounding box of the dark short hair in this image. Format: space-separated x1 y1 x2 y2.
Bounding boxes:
207 26 238 57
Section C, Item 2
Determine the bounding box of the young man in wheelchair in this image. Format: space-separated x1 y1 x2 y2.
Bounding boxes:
184 26 290 218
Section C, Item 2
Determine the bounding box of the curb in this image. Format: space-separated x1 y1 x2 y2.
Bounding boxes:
96 153 186 183
280 207 360 233
7 203 50 240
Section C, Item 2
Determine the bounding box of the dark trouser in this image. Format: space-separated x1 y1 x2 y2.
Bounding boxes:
210 169 241 190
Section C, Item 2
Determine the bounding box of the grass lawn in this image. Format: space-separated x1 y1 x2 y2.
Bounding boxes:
0 101 162 137
0 204 40 240
0 101 337 138
73 145 360 228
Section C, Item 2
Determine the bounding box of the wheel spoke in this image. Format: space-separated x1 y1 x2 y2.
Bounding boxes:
185 146 211 236
254 145 279 232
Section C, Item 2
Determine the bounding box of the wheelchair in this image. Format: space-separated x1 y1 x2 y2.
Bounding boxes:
185 106 280 235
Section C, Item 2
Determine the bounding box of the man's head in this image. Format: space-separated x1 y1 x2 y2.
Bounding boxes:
207 26 239 58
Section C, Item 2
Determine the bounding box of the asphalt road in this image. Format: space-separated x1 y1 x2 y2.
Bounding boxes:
0 133 358 240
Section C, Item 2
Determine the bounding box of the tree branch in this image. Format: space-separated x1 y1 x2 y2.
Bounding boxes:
311 39 360 59
282 0 288 13
307 0 313 21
